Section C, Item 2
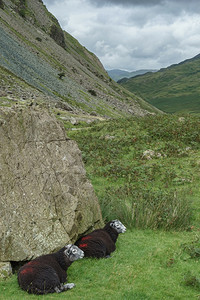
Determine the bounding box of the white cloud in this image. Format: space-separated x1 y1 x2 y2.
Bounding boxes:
43 0 200 71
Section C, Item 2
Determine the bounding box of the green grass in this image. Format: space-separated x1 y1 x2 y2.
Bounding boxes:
1 230 200 299
67 114 200 229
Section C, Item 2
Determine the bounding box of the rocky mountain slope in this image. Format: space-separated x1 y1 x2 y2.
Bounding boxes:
119 54 200 114
0 0 160 119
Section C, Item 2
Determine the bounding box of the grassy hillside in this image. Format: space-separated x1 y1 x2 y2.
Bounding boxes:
118 54 200 114
68 115 200 230
1 114 200 299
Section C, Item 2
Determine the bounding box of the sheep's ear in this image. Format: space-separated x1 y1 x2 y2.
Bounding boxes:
65 244 72 251
64 244 72 256
110 219 118 225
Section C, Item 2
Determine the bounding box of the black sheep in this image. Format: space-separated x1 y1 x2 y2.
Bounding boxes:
75 220 126 258
18 244 84 294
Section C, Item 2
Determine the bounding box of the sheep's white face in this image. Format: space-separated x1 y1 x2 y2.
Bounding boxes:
64 244 84 261
110 220 126 233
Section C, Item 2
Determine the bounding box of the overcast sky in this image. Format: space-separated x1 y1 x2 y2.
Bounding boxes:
42 0 200 71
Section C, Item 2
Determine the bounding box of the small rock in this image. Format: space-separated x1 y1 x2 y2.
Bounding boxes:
142 150 155 159
86 119 93 124
0 262 12 279
0 119 5 126
105 135 115 140
90 111 97 116
60 116 69 121
178 117 185 122
70 117 78 125
185 147 191 151
0 91 7 97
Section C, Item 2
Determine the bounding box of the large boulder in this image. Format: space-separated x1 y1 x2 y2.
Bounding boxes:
0 106 103 262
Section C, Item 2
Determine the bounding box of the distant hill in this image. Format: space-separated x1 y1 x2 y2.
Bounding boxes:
107 69 157 81
0 0 160 118
118 54 200 114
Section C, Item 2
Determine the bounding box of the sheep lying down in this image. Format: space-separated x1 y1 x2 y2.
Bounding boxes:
75 220 126 258
18 244 84 295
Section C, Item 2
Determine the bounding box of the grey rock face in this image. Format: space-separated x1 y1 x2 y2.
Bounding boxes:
0 106 102 262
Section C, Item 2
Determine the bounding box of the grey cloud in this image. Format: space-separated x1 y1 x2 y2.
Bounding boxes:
88 0 164 6
89 0 199 5
88 0 200 13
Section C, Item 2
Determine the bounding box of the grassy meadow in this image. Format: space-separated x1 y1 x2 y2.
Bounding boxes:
0 114 200 299
67 114 200 230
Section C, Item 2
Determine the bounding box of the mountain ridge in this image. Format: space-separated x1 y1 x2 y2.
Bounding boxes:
118 53 200 114
107 69 157 81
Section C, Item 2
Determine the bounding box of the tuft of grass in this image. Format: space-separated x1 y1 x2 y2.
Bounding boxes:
181 238 200 259
183 271 200 290
98 187 192 230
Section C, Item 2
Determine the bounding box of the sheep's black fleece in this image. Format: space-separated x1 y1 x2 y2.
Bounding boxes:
75 220 125 258
17 245 83 294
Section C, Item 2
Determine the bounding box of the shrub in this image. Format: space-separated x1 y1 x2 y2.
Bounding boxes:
50 24 66 49
88 89 97 96
58 72 65 80
0 0 4 9
16 0 27 18
18 8 26 18
36 37 42 42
